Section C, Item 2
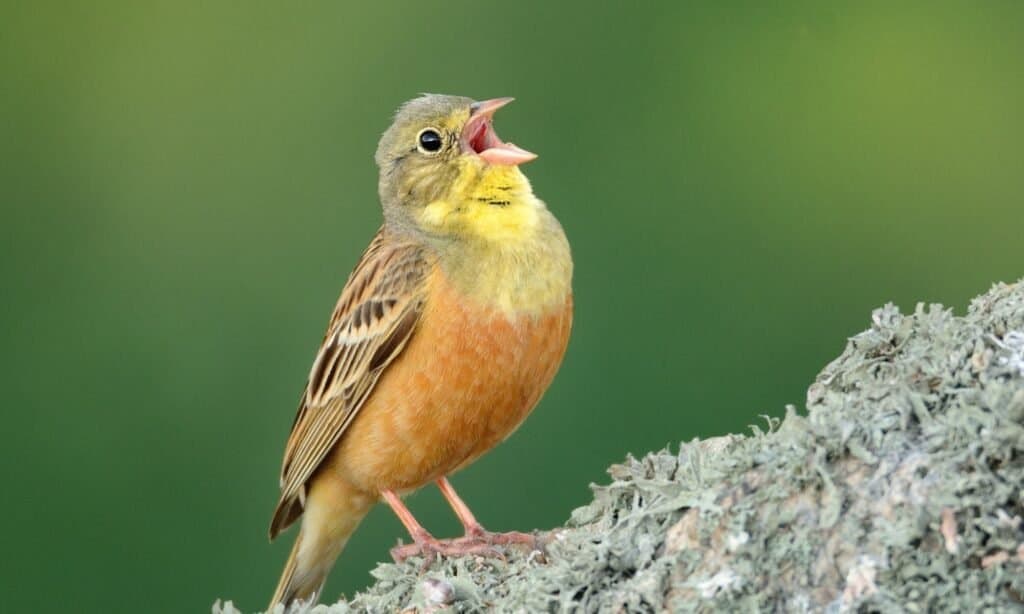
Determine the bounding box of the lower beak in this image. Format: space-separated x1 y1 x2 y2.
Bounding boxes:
462 97 538 166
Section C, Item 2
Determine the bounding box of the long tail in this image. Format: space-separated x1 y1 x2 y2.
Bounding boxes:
268 477 374 612
268 533 314 611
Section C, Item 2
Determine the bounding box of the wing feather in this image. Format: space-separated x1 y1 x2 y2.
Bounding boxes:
269 229 430 538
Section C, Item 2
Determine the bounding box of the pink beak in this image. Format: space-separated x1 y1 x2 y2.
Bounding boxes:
462 97 538 166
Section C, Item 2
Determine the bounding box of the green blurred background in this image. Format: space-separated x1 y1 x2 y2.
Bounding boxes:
2 2 1021 612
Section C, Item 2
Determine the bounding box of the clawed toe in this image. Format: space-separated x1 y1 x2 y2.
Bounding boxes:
465 526 548 551
486 530 541 547
391 541 434 564
443 535 507 560
389 530 547 567
389 536 503 565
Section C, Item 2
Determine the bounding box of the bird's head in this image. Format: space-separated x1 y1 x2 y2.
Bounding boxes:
375 94 541 242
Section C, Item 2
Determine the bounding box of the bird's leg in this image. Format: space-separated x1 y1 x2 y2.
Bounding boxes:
382 489 442 563
435 477 486 539
382 488 508 564
435 477 542 549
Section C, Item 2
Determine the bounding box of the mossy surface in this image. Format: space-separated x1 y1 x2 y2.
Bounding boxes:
217 280 1024 613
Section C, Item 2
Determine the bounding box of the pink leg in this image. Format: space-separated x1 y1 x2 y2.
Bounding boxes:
435 477 541 548
436 477 485 537
382 488 507 563
381 490 435 544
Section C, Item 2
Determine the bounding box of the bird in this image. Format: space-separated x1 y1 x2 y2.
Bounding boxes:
266 94 573 611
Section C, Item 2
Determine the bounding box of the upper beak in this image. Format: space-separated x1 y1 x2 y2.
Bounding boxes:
462 97 538 166
470 97 515 117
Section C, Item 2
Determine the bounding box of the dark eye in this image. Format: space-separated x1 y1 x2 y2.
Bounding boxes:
417 129 443 153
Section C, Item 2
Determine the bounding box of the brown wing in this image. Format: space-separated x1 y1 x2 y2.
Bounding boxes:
269 228 430 538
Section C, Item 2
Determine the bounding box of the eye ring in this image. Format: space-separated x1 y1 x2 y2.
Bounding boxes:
416 128 444 154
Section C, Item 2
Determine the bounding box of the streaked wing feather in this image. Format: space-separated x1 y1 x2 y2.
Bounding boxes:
271 229 429 535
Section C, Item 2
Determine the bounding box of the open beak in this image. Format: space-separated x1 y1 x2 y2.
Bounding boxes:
461 97 537 166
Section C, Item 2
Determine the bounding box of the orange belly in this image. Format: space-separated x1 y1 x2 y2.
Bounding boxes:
327 266 573 495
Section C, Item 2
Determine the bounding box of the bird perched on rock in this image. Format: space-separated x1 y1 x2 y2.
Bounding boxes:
267 94 573 610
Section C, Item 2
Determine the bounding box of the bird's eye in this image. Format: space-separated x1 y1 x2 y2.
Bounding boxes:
417 129 443 153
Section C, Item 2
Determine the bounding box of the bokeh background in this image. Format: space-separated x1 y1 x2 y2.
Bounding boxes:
2 2 1022 612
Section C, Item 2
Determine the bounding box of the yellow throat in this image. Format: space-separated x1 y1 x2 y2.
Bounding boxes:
417 162 572 317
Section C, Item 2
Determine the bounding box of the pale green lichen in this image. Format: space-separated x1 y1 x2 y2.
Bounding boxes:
216 280 1024 613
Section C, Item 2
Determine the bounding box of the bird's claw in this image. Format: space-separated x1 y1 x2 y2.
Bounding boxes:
390 539 439 565
389 529 548 568
390 536 504 567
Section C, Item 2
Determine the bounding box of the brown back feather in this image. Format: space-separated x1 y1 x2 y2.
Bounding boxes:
269 228 430 539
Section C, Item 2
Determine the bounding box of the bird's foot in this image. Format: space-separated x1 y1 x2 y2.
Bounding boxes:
390 527 548 566
460 525 545 550
390 535 502 566
439 526 548 561
391 527 441 566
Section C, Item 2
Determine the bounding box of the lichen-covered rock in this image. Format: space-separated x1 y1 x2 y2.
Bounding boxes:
216 280 1024 613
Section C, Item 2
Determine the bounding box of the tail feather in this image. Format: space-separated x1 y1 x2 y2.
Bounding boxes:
268 532 322 612
267 477 374 612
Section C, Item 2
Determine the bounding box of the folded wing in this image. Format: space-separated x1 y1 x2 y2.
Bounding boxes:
270 229 430 538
